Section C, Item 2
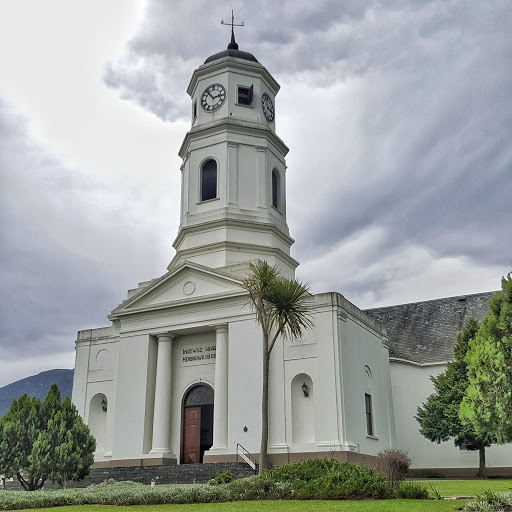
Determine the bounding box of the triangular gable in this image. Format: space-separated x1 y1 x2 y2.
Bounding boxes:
111 262 244 315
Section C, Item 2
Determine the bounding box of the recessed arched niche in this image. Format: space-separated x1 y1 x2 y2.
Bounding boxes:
291 373 315 444
88 393 108 454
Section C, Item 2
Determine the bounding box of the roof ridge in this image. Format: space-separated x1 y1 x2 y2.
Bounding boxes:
364 290 496 311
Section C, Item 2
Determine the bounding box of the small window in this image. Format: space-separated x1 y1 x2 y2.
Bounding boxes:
193 100 197 121
272 169 279 209
237 85 253 106
365 393 373 436
201 159 217 201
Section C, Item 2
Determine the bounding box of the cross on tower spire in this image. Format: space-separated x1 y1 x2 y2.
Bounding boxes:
221 10 244 50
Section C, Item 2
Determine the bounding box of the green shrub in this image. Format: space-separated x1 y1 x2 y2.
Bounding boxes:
0 461 391 510
393 480 430 499
260 459 389 500
209 470 233 485
0 478 294 510
226 475 292 501
429 484 443 500
464 490 512 512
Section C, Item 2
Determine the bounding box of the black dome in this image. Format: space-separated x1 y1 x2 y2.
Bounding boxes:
204 48 258 64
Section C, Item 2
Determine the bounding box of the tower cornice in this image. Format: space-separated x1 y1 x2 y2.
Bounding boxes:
172 216 295 250
178 117 289 159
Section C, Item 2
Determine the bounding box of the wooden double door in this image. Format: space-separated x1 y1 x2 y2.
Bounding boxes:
181 385 214 464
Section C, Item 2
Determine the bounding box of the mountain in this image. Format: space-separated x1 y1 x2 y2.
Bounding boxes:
0 369 74 417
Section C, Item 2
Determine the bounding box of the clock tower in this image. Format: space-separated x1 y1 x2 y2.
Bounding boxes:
168 32 298 278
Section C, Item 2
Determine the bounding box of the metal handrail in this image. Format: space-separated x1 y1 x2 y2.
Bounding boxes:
236 443 258 474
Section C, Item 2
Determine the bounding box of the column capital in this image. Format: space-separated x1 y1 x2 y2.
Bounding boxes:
210 324 228 334
156 333 175 343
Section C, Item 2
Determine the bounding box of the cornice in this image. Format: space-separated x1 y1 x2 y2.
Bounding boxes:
178 118 289 159
109 261 244 317
389 358 448 368
312 291 387 338
172 216 295 249
109 289 249 322
168 241 299 272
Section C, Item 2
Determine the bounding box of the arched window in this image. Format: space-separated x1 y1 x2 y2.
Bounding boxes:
184 385 214 406
272 169 279 209
364 366 374 436
201 159 217 201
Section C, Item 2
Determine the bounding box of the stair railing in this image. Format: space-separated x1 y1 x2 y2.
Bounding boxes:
236 443 258 474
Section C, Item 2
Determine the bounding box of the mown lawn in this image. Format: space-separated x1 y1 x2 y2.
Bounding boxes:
6 500 467 512
415 478 512 497
4 479 512 511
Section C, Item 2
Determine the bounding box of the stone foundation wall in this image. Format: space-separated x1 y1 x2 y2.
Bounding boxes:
57 462 256 488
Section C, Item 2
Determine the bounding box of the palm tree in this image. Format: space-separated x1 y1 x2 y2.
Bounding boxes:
241 261 314 469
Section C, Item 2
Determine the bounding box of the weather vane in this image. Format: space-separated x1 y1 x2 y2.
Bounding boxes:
221 10 244 49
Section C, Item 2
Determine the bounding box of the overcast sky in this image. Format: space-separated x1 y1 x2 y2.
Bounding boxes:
1 0 511 388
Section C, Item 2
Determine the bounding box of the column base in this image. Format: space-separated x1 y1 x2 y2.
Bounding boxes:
268 443 289 453
92 456 177 468
206 445 228 453
317 440 344 451
148 448 176 459
203 445 234 464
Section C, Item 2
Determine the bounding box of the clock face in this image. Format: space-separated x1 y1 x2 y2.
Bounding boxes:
201 83 226 112
261 92 274 122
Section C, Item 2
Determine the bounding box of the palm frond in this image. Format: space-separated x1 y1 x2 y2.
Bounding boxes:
240 260 314 351
266 278 314 340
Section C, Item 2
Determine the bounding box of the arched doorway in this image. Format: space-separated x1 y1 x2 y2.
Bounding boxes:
181 384 214 464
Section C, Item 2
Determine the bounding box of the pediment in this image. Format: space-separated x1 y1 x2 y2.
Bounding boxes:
111 263 244 315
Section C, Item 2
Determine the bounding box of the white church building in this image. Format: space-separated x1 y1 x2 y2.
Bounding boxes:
72 36 511 477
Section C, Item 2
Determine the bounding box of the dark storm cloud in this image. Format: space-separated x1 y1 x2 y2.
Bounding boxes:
101 0 376 121
102 0 511 301
290 36 512 266
0 101 165 365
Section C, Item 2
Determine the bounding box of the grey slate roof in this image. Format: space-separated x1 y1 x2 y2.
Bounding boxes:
365 291 496 364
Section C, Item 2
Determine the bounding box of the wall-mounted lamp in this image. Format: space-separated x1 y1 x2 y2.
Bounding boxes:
301 382 309 397
101 399 108 412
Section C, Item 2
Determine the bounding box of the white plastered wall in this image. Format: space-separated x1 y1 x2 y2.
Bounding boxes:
73 327 119 461
337 299 395 455
391 361 512 469
110 333 154 460
227 319 263 455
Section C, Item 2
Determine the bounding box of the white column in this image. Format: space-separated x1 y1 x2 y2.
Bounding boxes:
211 324 229 451
150 333 174 455
227 143 238 207
256 147 266 210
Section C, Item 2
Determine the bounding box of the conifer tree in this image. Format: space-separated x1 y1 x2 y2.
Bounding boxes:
0 384 95 490
461 273 512 447
415 318 495 477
